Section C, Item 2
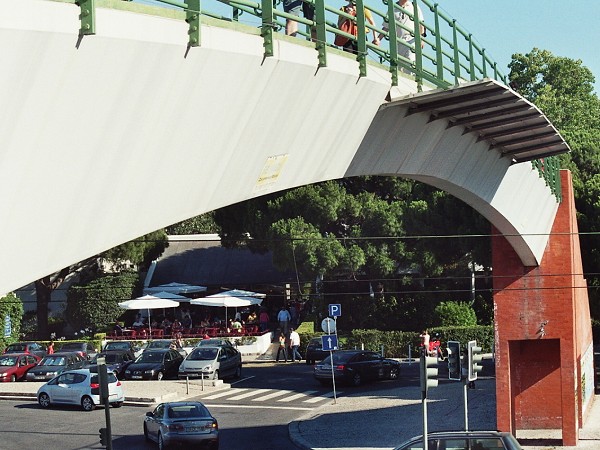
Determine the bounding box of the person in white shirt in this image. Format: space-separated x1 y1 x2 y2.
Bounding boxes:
377 0 425 71
289 328 302 362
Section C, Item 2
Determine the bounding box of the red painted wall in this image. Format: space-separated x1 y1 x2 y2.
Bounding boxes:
493 170 592 446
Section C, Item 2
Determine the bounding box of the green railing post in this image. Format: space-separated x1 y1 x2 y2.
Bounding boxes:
412 0 423 91
261 0 275 57
481 48 487 78
451 19 460 84
76 0 96 35
355 0 367 77
433 3 443 82
185 0 200 47
468 34 476 81
385 0 398 86
314 0 327 67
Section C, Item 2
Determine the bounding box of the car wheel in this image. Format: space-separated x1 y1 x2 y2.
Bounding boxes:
112 401 123 408
38 392 51 408
158 432 166 450
143 424 150 442
389 366 400 380
81 395 95 411
351 372 362 386
212 370 220 380
10 374 16 382
156 371 164 381
234 365 242 379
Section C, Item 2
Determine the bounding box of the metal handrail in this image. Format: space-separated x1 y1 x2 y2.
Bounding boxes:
72 0 561 199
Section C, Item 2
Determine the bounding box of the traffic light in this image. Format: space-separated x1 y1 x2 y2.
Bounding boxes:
420 353 438 395
99 427 108 447
467 340 483 381
447 341 461 380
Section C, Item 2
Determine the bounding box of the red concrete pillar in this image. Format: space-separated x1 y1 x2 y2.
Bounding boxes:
493 170 592 446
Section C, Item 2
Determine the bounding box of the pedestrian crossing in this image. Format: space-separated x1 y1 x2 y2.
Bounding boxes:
199 387 341 406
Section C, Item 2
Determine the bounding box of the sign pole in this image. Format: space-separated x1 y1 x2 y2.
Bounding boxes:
327 319 337 404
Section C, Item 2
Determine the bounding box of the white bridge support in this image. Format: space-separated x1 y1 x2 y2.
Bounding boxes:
0 0 559 295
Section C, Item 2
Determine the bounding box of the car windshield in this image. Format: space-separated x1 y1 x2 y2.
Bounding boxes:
188 348 218 361
91 373 118 384
0 356 18 366
136 352 163 363
60 343 83 350
198 339 227 347
6 344 26 352
167 404 210 419
147 341 169 349
92 353 120 364
104 342 129 351
40 356 66 366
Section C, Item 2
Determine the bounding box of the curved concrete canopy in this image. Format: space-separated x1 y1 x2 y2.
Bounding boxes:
0 0 561 295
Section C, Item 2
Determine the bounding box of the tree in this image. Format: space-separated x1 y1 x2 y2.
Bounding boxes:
165 212 218 235
65 271 140 332
509 48 600 317
434 301 477 327
0 293 24 351
34 229 168 339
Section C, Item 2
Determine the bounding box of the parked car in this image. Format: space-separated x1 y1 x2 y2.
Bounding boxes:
37 368 124 411
178 345 242 380
103 340 143 358
394 430 522 450
143 339 187 357
124 349 184 381
3 341 47 358
85 350 135 379
58 342 96 360
0 353 41 382
313 350 401 386
143 401 218 450
195 338 236 349
305 336 342 364
26 352 87 381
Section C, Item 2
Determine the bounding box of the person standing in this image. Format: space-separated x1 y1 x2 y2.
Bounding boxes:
283 0 302 36
289 328 302 362
47 341 54 355
276 333 288 362
277 306 291 336
376 0 425 71
259 309 270 332
419 329 430 356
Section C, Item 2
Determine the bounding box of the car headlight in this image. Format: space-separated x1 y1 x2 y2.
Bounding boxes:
204 365 212 372
0 373 7 377
125 370 131 374
47 372 58 377
144 370 155 374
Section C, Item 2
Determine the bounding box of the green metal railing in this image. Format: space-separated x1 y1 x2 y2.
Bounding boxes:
70 0 561 199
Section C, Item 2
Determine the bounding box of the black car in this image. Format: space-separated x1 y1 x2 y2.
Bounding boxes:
103 340 142 357
124 349 184 381
305 336 342 365
85 350 135 379
58 342 96 360
394 431 522 450
3 341 47 358
25 351 87 381
313 350 401 386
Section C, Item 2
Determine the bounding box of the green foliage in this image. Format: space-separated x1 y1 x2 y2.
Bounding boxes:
434 301 477 327
0 293 24 351
166 212 219 235
65 271 140 332
101 229 169 270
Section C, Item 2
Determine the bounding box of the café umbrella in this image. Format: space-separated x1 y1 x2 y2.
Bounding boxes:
118 295 180 336
190 289 265 323
144 282 207 295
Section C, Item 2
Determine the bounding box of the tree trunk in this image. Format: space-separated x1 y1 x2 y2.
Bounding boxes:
35 277 51 339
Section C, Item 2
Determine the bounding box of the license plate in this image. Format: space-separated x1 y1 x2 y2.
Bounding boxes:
132 375 142 379
35 376 46 380
186 427 201 432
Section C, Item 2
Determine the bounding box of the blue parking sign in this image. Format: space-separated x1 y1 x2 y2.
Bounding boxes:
328 304 342 317
321 334 338 351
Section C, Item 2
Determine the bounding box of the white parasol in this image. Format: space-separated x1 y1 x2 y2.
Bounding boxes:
118 294 180 336
144 282 207 295
190 289 265 323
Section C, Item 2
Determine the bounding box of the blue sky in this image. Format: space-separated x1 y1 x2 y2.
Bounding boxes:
435 0 600 93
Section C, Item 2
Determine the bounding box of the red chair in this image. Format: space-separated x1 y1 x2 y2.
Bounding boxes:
151 328 164 338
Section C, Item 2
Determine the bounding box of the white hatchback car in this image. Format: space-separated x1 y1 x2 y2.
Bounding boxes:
37 368 125 411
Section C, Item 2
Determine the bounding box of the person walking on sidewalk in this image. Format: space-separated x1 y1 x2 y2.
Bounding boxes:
289 328 302 362
276 333 288 362
278 306 291 336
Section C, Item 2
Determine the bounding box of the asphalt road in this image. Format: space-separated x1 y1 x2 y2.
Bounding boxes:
0 361 340 450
